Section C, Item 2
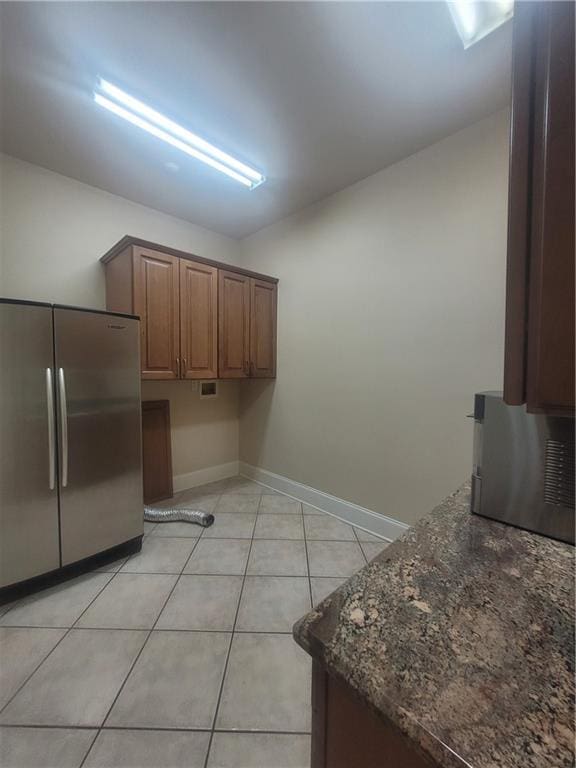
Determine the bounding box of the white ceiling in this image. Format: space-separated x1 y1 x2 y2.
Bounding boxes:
0 2 511 238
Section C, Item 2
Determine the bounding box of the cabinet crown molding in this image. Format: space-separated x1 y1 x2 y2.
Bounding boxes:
100 235 279 284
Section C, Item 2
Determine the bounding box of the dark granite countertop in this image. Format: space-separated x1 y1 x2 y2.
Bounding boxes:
294 483 575 768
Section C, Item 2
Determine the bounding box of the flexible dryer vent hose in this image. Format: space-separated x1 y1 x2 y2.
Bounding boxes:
144 507 215 528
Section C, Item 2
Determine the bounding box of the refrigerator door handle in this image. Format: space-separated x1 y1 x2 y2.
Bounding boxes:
58 367 69 487
45 367 56 490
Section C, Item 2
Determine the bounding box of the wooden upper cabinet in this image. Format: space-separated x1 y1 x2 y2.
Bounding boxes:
101 237 278 380
218 270 250 378
133 248 180 380
180 260 218 379
504 1 575 413
250 279 277 378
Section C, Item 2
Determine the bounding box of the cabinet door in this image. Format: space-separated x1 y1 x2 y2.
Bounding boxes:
180 260 218 379
133 248 180 380
504 1 575 412
250 278 277 378
218 270 250 378
525 0 574 411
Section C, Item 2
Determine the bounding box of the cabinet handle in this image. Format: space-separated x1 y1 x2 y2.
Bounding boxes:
183 358 187 375
58 367 69 488
46 368 56 490
176 358 180 377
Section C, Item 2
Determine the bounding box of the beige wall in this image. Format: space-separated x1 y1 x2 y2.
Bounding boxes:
0 154 238 308
0 110 510 519
0 153 241 481
239 110 510 525
141 381 239 485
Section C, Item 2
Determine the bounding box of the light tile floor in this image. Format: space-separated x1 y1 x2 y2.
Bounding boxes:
0 476 389 768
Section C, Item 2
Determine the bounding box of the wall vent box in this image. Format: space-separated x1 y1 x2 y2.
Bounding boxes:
200 381 218 398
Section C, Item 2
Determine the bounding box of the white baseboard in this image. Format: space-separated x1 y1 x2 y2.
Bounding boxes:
173 461 239 493
239 463 409 542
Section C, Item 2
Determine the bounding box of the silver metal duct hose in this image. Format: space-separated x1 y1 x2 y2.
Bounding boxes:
144 507 215 527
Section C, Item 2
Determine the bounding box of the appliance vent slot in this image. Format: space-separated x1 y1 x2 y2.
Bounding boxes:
544 439 575 509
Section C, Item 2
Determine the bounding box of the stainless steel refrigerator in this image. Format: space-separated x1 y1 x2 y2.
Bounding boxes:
0 299 143 591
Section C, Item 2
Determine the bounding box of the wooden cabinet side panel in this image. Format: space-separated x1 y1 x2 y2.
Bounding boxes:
250 279 277 378
311 660 328 768
104 246 134 315
180 261 218 379
133 248 180 380
503 2 536 405
218 269 250 379
142 400 173 504
317 664 435 768
525 0 575 412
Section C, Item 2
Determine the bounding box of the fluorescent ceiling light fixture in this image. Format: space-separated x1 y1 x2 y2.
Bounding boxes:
447 0 513 49
94 78 265 189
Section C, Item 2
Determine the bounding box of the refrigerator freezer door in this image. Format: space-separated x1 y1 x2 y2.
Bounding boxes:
0 302 60 588
54 308 143 565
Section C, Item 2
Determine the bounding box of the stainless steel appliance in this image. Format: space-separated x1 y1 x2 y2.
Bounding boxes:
0 299 143 591
471 392 575 544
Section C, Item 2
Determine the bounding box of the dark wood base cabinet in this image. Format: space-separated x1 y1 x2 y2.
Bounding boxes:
311 661 435 768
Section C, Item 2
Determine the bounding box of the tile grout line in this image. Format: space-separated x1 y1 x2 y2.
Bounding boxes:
78 532 205 767
0 626 301 635
0 724 312 735
61 567 359 579
201 493 261 768
248 478 391 541
77 725 101 767
129 537 366 543
0 524 165 620
0 489 230 717
121 504 218 574
301 502 315 611
0 569 117 719
1 481 362 757
352 525 369 564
